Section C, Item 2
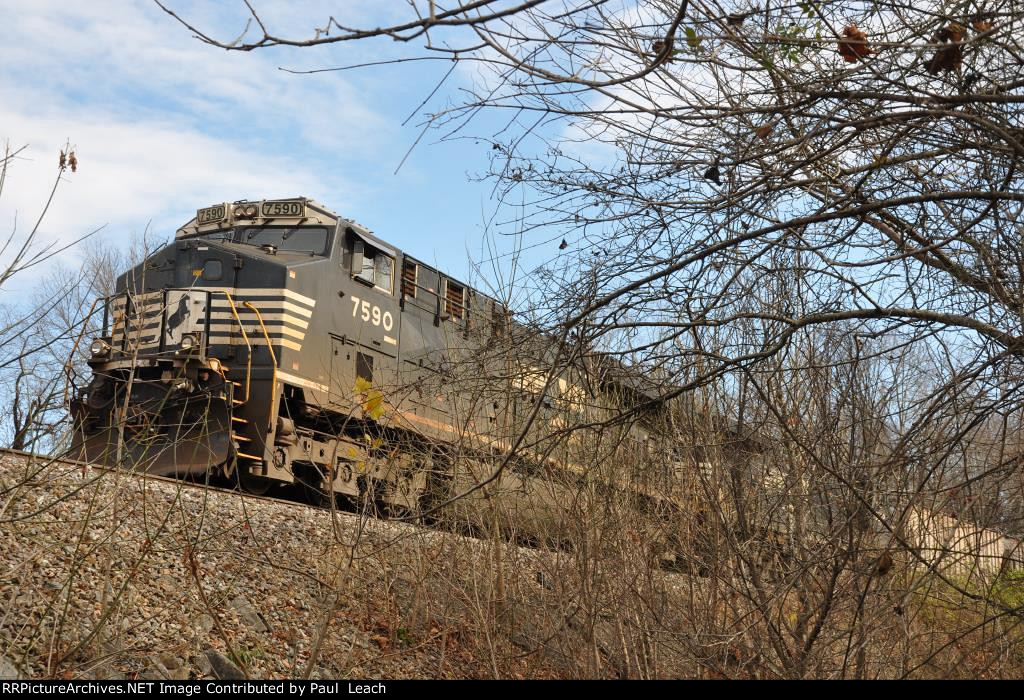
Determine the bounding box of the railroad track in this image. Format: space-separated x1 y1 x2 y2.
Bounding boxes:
0 447 689 570
0 447 563 554
0 446 370 518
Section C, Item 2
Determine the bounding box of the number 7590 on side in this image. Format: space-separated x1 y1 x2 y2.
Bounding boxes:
350 295 394 332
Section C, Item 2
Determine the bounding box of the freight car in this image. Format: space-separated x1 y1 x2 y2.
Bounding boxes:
67 198 680 538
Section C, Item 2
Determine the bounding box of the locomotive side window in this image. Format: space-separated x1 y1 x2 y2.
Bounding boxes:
202 259 222 281
491 302 509 336
353 244 394 294
445 280 465 321
401 260 417 299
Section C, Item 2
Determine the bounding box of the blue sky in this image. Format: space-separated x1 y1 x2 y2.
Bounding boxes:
0 1 528 292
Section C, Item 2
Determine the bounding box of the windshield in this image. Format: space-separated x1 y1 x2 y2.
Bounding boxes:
196 230 234 244
238 226 331 255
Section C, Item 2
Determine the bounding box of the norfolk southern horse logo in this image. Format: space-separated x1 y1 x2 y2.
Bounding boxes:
167 294 190 333
165 291 200 346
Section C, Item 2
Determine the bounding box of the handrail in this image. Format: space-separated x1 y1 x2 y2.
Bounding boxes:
110 296 126 351
218 291 252 404
243 301 278 430
63 296 104 406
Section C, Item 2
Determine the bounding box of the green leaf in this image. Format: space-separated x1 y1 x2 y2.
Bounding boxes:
354 376 387 420
364 389 386 420
684 27 702 50
798 0 819 17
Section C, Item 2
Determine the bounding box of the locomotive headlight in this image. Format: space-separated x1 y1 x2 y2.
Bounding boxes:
89 339 109 357
234 203 258 219
179 334 197 352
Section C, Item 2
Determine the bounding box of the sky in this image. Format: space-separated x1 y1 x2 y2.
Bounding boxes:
0 0 519 293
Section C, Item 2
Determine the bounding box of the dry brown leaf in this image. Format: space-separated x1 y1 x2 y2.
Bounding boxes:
971 14 995 32
927 24 965 74
727 12 749 27
872 551 894 576
754 124 774 139
651 38 675 63
838 25 873 63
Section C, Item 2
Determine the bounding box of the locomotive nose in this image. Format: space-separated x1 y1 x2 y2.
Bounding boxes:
69 375 233 477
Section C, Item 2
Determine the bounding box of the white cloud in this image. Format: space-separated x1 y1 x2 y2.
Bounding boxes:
1 1 395 150
0 0 521 295
0 0 406 283
0 106 339 245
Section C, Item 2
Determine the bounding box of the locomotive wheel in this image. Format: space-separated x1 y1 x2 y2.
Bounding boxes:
302 481 334 509
295 463 334 508
225 453 275 496
416 448 452 525
237 470 274 496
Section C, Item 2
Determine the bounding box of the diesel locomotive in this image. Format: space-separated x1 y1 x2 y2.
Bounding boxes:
67 198 679 534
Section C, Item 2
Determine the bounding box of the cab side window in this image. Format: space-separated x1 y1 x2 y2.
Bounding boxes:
374 254 394 293
351 240 394 294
